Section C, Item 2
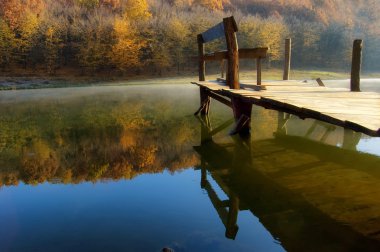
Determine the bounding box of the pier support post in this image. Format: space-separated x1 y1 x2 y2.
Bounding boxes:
195 34 209 116
283 38 291 80
230 98 252 136
351 39 363 92
194 87 210 116
225 195 239 240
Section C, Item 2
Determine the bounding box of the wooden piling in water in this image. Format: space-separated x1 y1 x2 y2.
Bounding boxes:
199 87 210 115
351 39 363 92
283 38 291 81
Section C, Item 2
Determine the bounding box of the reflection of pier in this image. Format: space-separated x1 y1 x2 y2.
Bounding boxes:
194 114 380 251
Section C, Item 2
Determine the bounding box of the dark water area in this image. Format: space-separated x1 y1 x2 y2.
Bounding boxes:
0 85 380 252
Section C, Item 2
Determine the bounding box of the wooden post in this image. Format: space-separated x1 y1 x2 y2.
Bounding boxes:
223 16 239 89
225 195 239 240
199 87 210 115
198 34 205 81
351 39 363 92
283 38 291 80
256 58 262 85
231 97 252 135
201 162 207 188
220 59 225 79
316 78 325 87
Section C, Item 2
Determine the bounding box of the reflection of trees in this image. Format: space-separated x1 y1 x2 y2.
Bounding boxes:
0 97 199 186
21 139 59 184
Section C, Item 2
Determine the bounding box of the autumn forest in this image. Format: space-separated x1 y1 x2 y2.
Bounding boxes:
0 0 380 77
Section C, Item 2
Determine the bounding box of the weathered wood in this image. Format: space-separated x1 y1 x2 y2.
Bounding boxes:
203 51 227 61
241 83 266 91
239 48 268 59
198 86 210 115
197 34 205 81
223 16 239 89
351 39 363 92
283 38 291 80
192 80 380 136
316 78 325 87
231 97 252 135
204 48 268 62
230 114 251 135
208 91 232 108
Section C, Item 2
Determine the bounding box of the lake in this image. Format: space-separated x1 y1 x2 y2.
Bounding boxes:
1 84 380 252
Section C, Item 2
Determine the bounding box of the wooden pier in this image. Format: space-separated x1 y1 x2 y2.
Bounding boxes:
193 17 380 137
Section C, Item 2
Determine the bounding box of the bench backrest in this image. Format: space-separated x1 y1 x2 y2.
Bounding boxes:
198 16 239 89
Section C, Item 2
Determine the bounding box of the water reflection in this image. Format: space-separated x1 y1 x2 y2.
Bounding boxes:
0 86 200 187
1 85 380 251
195 112 380 251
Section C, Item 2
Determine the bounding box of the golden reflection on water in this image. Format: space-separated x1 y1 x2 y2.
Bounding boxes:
1 85 380 251
0 86 200 186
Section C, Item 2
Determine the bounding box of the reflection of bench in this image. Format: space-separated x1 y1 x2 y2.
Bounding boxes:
197 16 268 88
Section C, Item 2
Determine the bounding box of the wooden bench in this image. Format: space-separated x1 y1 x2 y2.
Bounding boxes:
195 16 268 135
197 16 268 88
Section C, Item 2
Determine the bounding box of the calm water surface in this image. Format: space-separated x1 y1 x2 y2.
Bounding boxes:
0 84 380 252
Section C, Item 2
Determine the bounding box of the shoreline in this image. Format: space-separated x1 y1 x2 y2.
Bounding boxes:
1 69 379 91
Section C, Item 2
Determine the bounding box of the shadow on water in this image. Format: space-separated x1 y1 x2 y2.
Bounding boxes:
194 112 380 252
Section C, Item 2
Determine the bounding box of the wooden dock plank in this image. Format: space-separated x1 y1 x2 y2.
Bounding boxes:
192 80 380 136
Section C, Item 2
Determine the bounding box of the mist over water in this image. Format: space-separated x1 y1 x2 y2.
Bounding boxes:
0 84 380 251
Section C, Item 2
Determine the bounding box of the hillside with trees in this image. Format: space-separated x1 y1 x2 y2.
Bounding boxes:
0 0 379 77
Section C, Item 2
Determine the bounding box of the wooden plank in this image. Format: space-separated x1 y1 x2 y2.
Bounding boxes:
204 48 268 61
208 91 232 108
247 93 380 99
191 80 380 136
239 48 268 59
204 51 227 61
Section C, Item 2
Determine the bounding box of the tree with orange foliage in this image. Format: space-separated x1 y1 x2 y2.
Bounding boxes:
0 0 23 30
0 19 15 67
110 17 146 70
110 0 151 70
124 0 151 20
